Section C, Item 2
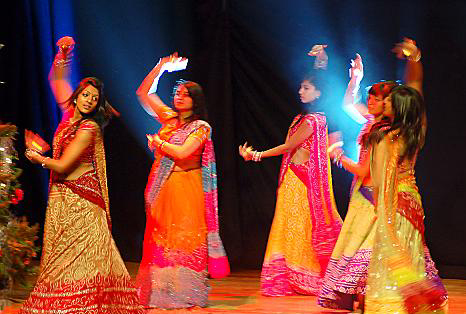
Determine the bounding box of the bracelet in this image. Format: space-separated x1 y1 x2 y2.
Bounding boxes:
53 55 71 68
332 151 344 168
408 50 421 62
159 140 167 151
252 151 262 162
41 157 50 168
403 48 421 62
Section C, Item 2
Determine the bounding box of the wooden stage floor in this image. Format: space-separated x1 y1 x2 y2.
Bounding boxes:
3 264 466 313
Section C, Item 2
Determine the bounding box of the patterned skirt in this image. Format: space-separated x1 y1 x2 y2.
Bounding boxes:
136 169 209 309
318 183 376 309
19 184 144 314
364 185 448 313
260 166 323 296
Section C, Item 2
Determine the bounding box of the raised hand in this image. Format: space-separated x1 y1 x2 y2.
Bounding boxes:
349 53 364 82
56 36 75 56
308 44 328 69
392 38 420 61
159 52 188 73
308 44 328 57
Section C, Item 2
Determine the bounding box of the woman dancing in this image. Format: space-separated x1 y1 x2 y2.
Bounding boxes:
364 40 448 313
318 53 397 310
239 46 342 296
135 53 229 309
21 37 143 313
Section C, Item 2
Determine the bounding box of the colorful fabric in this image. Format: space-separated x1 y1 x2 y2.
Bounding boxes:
364 133 448 314
318 119 376 309
318 183 376 309
261 113 342 296
137 119 229 309
20 118 143 314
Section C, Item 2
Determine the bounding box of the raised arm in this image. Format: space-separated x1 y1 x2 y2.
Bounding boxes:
48 36 75 110
136 53 187 123
342 53 368 123
392 38 423 96
239 118 314 161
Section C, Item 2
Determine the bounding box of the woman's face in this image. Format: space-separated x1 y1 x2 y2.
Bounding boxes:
75 85 99 114
383 94 394 119
299 80 320 104
367 94 385 117
174 85 193 112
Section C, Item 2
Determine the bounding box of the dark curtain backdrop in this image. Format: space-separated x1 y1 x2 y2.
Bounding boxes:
2 0 466 278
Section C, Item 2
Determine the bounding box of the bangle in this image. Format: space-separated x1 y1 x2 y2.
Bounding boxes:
252 151 262 162
408 50 421 62
403 48 421 62
41 157 50 168
332 151 344 168
159 140 167 151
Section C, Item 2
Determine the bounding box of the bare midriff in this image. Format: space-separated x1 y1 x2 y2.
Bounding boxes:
291 147 310 165
65 162 94 180
173 159 201 172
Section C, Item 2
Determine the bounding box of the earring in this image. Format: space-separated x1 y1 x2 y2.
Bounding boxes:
73 99 77 104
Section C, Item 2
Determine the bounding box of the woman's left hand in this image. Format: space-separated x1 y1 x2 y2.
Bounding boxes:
147 134 161 151
239 142 254 161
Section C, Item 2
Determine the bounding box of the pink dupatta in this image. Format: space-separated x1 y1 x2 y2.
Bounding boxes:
278 113 342 273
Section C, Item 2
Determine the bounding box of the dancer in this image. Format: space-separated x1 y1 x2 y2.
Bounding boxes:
239 45 342 296
318 53 397 310
21 37 143 313
135 53 229 309
363 40 448 313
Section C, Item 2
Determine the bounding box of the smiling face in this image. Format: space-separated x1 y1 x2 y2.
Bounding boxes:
75 85 100 114
173 84 193 112
298 80 321 104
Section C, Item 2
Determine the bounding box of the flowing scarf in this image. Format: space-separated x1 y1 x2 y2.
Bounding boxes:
144 120 229 278
370 134 447 313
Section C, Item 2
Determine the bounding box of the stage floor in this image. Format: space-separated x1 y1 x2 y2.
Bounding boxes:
4 264 466 313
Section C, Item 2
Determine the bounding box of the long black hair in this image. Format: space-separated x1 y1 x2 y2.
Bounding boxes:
291 71 326 129
369 85 426 162
172 80 208 122
64 77 114 128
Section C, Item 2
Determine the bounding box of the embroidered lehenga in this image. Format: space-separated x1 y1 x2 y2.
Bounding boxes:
364 132 448 313
260 113 342 296
317 117 378 309
20 112 144 314
135 106 228 309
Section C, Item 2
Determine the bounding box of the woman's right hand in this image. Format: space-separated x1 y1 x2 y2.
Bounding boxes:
349 53 364 82
328 147 343 160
